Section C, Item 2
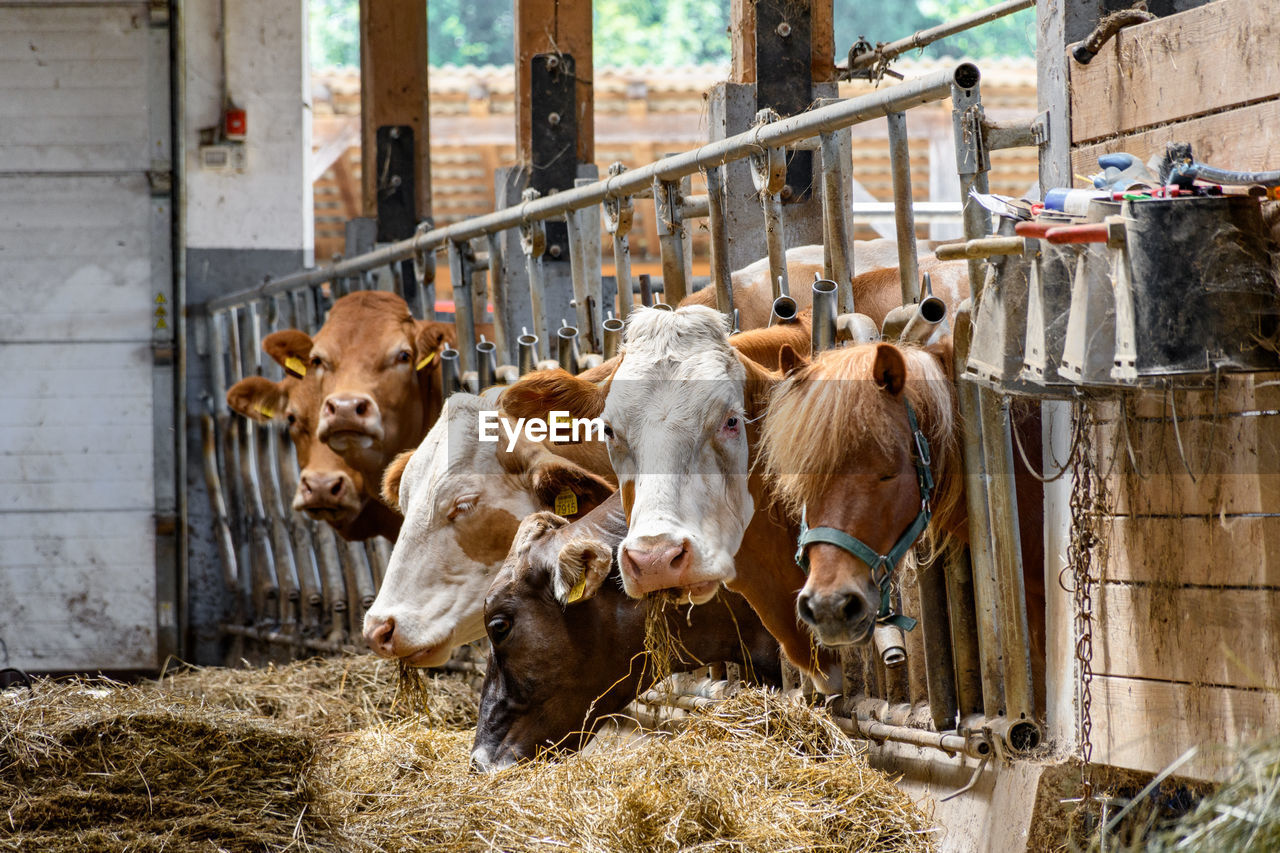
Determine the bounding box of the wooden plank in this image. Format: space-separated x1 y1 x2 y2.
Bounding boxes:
359 0 431 218
514 0 593 164
1101 516 1280 588
730 0 833 85
1072 98 1280 180
1093 410 1280 516
1095 585 1280 689
1091 674 1279 781
1069 0 1280 144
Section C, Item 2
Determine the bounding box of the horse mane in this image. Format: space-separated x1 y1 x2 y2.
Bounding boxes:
758 342 965 553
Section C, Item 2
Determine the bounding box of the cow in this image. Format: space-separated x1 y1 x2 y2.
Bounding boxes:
362 390 616 666
260 289 486 505
361 322 809 666
471 492 782 771
226 353 402 542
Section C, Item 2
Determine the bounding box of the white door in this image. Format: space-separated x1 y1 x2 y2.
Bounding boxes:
0 3 174 671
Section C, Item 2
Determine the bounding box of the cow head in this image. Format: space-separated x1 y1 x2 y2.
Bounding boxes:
361 392 614 666
225 372 366 530
263 291 458 494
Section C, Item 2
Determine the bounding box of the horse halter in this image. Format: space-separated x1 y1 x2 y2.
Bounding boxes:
794 398 933 632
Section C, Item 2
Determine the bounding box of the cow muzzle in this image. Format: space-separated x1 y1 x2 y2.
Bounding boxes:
318 392 385 451
361 613 453 666
618 534 720 602
292 470 361 523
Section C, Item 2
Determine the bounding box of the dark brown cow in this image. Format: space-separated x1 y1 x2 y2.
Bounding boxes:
471 493 782 771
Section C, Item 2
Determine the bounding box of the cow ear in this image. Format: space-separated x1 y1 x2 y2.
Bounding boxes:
501 369 607 421
529 456 615 518
227 376 288 423
871 342 908 397
381 449 415 510
413 321 456 372
554 537 613 604
264 330 314 378
777 343 806 376
924 337 955 380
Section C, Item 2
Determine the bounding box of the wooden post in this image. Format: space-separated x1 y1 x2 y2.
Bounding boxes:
515 0 593 165
730 0 833 84
359 0 431 222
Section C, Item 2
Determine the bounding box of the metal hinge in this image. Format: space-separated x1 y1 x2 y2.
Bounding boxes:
1030 110 1050 146
147 169 173 196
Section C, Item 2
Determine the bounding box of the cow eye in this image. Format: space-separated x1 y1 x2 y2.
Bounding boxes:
396 350 411 364
286 413 297 425
488 615 512 644
725 416 739 429
310 356 323 368
448 497 477 520
602 423 614 439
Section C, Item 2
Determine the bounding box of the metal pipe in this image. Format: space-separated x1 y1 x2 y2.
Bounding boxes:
944 548 984 719
874 622 907 668
638 273 654 307
881 303 916 341
677 194 709 219
602 316 624 360
764 196 789 300
200 413 239 591
836 313 880 344
704 165 735 319
768 296 798 327
562 205 598 353
982 118 1037 151
447 240 478 376
476 337 498 390
986 715 1043 756
899 295 950 344
484 231 509 363
916 552 959 733
653 178 688 306
887 111 921 304
935 236 1026 261
652 302 674 312
952 302 1003 718
439 346 462 398
604 164 635 322
846 0 1034 70
556 323 580 372
517 330 539 376
819 131 854 311
206 65 979 311
811 277 838 352
312 520 347 645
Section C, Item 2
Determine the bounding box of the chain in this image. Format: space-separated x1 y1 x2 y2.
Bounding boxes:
1066 398 1099 799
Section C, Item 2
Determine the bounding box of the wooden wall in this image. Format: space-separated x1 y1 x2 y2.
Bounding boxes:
1067 0 1280 781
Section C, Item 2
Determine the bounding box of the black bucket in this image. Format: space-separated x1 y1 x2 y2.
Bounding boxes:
1120 195 1280 377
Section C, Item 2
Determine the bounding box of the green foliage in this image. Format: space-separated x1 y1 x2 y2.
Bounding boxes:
309 0 1033 70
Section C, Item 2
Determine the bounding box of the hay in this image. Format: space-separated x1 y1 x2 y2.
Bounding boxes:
3 659 934 853
314 688 937 853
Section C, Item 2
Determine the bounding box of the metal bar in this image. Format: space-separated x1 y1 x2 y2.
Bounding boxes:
819 131 853 307
846 0 1034 70
205 65 979 311
678 194 709 220
562 203 598 352
704 165 736 319
484 231 509 364
811 277 838 352
604 164 635 322
653 178 688 305
447 240 478 375
944 547 984 719
313 522 348 644
199 413 239 591
887 111 921 304
917 551 959 732
981 391 1036 722
983 118 1037 151
952 80 993 294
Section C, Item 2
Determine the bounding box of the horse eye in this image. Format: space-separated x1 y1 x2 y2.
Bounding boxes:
488 616 512 643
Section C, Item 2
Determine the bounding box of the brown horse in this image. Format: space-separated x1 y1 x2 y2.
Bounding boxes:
759 341 965 646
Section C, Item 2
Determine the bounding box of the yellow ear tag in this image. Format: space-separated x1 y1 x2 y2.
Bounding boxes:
415 351 436 370
255 403 275 419
565 575 587 604
284 356 307 378
554 488 579 517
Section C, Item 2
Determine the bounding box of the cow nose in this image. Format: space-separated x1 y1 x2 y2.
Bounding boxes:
621 541 690 580
298 470 350 504
363 615 397 657
797 588 870 632
325 393 372 419
319 393 381 441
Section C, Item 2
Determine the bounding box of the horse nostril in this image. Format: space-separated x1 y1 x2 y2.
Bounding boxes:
842 593 866 623
796 593 816 627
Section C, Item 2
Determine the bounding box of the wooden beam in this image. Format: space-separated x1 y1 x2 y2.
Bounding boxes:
1069 0 1280 144
1072 98 1280 181
359 0 431 219
1100 516 1280 588
1092 674 1279 780
515 0 593 165
729 0 834 85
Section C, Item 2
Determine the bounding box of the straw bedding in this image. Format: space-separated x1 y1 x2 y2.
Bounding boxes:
2 655 936 853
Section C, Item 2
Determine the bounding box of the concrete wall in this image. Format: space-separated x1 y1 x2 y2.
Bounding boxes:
180 0 312 662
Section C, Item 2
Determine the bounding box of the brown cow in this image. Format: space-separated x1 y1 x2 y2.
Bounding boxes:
471 493 782 771
261 290 487 503
226 369 402 541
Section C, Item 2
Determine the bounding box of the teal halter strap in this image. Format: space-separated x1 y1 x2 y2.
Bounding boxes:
794 399 934 632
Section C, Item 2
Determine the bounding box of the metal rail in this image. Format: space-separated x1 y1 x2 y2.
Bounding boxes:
206 64 979 313
845 0 1035 72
